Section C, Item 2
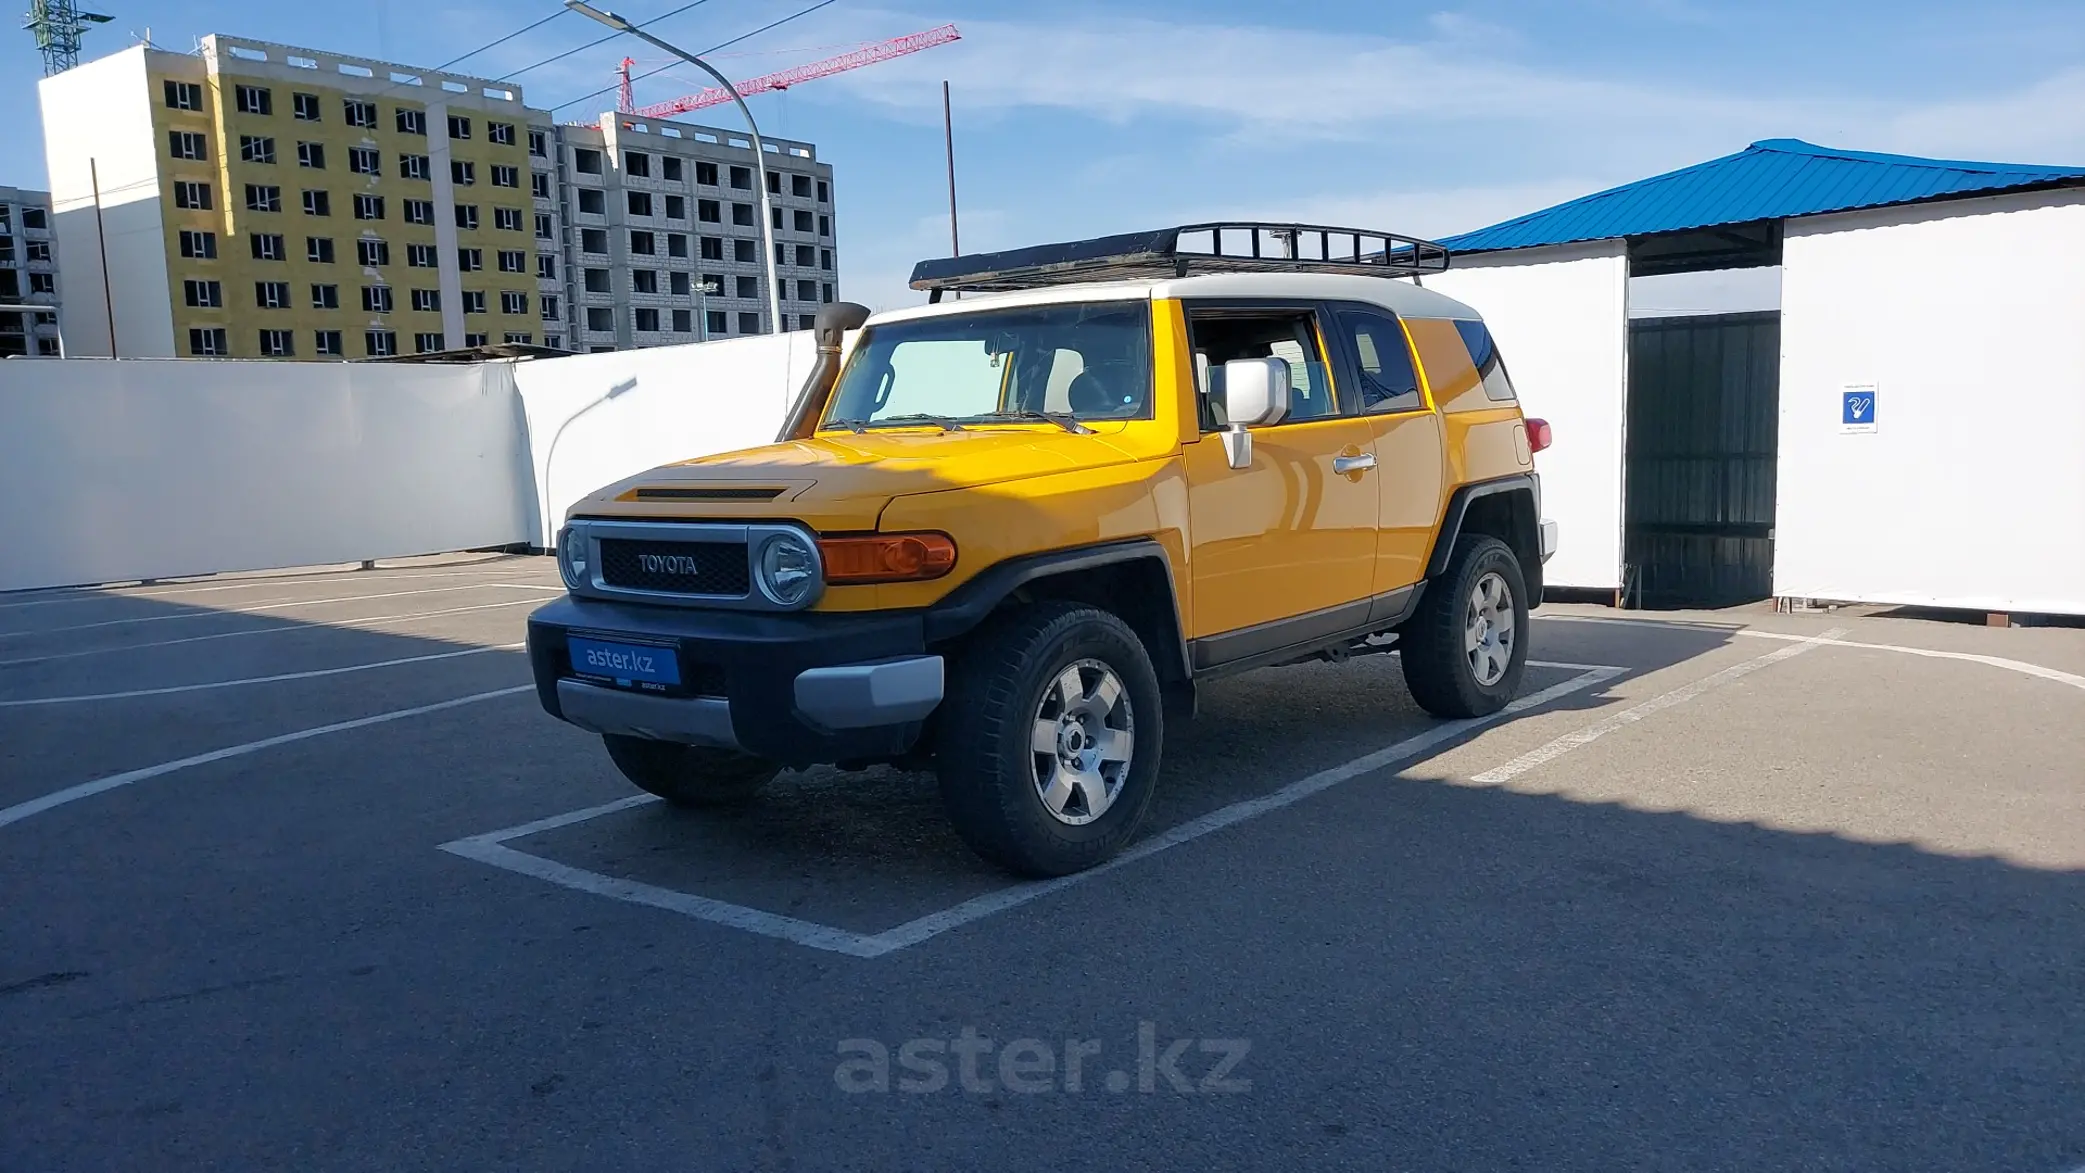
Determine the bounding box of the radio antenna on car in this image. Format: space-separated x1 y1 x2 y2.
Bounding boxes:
909 221 1452 300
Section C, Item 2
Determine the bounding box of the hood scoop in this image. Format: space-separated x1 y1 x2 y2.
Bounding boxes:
625 486 787 502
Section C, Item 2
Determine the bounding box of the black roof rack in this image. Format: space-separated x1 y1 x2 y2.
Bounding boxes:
909 221 1450 299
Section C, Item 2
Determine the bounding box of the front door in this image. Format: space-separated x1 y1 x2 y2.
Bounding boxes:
1181 304 1379 662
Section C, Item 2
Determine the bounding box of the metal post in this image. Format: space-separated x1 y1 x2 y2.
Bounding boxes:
943 80 959 258
90 157 116 357
697 277 715 342
565 2 783 335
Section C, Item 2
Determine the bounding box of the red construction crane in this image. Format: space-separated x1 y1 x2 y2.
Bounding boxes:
616 23 960 119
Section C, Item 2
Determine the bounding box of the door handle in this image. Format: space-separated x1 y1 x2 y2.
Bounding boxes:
1333 452 1377 474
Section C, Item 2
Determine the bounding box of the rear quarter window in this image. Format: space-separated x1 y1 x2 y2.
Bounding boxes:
1452 320 1518 403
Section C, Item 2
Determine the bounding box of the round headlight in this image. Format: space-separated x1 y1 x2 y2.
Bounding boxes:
756 533 818 607
557 525 588 590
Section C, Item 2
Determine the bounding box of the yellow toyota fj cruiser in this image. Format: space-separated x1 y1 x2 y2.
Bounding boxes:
528 223 1556 876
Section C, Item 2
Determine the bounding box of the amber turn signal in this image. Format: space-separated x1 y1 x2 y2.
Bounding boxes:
818 532 958 584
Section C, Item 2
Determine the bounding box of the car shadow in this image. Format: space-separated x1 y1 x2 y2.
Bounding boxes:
521 619 1737 932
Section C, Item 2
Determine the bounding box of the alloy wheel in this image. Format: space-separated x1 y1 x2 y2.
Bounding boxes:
1028 659 1135 825
1465 571 1515 687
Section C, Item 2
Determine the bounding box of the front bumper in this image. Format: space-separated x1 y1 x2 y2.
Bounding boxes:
527 595 942 767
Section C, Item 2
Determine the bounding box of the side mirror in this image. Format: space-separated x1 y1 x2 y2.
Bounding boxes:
1216 357 1290 469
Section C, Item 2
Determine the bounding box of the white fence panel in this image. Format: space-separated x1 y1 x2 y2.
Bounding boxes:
1777 192 2085 615
511 331 818 546
1426 242 1630 590
0 358 533 592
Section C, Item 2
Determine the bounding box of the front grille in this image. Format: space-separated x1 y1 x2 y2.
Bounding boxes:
682 659 730 697
598 538 749 597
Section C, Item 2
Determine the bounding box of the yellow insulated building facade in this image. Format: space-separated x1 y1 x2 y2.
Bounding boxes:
41 36 551 359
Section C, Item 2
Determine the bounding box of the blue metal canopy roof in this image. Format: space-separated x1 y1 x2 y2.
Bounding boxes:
1436 139 2085 256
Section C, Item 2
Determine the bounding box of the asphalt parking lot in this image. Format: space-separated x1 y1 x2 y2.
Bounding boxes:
3 552 2083 1172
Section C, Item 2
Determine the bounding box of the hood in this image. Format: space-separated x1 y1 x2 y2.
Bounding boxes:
572 427 1154 530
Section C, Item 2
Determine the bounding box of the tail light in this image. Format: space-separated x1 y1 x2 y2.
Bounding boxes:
819 532 958 584
1524 417 1553 454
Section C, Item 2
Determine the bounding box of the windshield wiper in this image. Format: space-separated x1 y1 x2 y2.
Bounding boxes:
971 410 1094 435
826 417 868 434
862 413 965 432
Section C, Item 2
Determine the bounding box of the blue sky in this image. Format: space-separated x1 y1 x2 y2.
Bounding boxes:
6 0 2083 307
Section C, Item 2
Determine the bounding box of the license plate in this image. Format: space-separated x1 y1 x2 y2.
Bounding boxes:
567 636 681 687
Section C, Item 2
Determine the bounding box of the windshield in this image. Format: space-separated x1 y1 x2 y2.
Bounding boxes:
821 302 1152 429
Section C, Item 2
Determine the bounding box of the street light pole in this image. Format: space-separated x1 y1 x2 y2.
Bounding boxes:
696 276 717 342
565 0 784 335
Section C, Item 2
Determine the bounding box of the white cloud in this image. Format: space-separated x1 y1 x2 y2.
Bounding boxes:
813 8 2085 170
1874 68 2085 162
822 13 1811 147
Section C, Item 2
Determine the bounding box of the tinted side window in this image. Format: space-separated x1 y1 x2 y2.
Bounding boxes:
1186 309 1338 429
1453 319 1517 402
1339 310 1423 413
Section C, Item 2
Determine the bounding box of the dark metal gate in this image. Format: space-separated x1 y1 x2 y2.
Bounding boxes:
1623 312 1781 608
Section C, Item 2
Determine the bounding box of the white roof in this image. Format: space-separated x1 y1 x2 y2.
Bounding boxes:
867 272 1481 327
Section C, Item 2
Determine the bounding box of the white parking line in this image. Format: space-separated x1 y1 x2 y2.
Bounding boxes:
1469 629 1845 785
0 597 545 668
441 662 1627 959
1535 613 1743 633
0 685 535 831
0 643 524 707
1732 629 2085 692
441 796 883 957
0 562 547 611
0 582 562 640
1538 612 2085 693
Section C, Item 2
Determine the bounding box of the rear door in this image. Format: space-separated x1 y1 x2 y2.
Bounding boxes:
1326 304 1446 595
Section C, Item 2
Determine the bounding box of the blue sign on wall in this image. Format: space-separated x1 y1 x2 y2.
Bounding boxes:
1841 384 1878 434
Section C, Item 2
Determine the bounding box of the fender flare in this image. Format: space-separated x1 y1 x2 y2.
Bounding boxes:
1427 474 1543 591
922 538 1191 684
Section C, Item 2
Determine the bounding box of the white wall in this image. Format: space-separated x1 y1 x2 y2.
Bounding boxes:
0 358 534 591
1425 241 1630 589
510 330 819 545
40 46 178 360
0 331 829 592
1776 190 2085 615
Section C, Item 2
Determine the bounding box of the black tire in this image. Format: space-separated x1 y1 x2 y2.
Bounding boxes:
1401 534 1530 718
602 735 779 808
936 602 1164 877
